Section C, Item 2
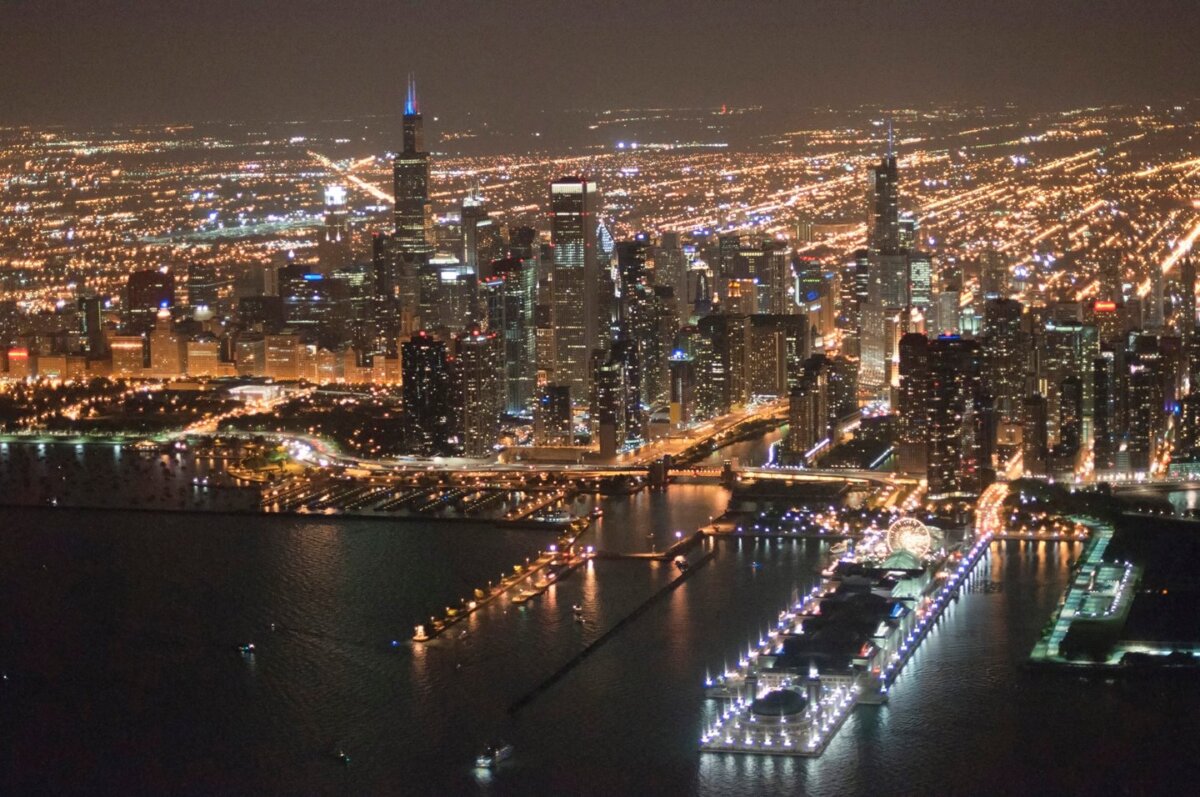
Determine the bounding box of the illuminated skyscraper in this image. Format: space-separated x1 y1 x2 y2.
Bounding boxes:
897 332 929 475
982 298 1025 425
124 268 174 334
481 257 537 415
393 75 432 254
927 335 985 500
550 177 603 400
318 184 352 275
457 329 502 457
868 122 901 256
401 331 454 455
461 185 501 276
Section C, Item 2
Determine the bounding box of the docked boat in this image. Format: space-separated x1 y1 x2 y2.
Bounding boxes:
475 742 514 768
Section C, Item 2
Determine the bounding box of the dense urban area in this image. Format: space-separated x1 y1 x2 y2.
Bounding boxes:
3 95 1200 782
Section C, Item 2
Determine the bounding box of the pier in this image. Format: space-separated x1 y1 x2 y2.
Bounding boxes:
508 542 716 715
700 483 1008 757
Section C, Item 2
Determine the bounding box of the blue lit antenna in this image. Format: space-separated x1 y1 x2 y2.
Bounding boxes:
405 74 419 116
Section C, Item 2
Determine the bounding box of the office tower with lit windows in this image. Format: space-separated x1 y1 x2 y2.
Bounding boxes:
372 232 421 348
747 314 807 398
592 337 645 457
1092 351 1117 470
1038 319 1098 449
124 268 175 334
668 350 695 429
550 177 603 399
79 296 106 355
908 251 933 312
457 329 502 457
869 125 900 256
535 384 573 446
280 265 340 344
482 257 537 415
1023 393 1050 476
461 186 501 276
927 335 985 500
897 332 929 475
698 313 750 413
982 298 1025 425
401 331 455 455
782 361 828 462
393 76 432 255
318 185 352 275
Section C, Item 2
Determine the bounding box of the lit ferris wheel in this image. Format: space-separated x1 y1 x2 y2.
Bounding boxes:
886 517 933 558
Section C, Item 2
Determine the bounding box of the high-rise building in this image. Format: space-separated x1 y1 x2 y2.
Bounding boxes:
698 313 750 413
401 331 455 455
481 257 537 415
148 309 184 378
393 76 432 255
592 337 644 457
927 335 985 500
868 124 900 256
747 314 807 398
461 186 501 277
897 332 930 475
79 296 106 355
457 329 502 457
1092 351 1117 471
318 185 353 275
535 384 573 446
1023 394 1049 476
124 268 174 334
668 350 695 429
982 298 1025 425
980 247 1009 300
185 263 229 314
550 177 603 399
280 265 340 344
264 333 301 380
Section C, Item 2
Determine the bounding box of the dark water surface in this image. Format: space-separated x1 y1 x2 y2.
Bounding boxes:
3 496 1199 794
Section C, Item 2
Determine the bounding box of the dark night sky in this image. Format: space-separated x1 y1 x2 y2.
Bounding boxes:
0 0 1196 125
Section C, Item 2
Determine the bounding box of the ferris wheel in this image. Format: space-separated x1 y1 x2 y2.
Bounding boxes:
886 517 933 558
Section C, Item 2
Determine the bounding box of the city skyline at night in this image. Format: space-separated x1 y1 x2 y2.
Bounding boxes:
3 4 1200 794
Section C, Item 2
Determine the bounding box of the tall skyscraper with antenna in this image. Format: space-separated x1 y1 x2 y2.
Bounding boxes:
393 75 432 257
869 121 901 256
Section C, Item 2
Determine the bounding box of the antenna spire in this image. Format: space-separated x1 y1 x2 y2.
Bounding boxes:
405 74 419 116
886 118 894 159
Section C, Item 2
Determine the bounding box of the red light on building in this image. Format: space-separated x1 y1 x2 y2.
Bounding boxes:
1094 301 1117 312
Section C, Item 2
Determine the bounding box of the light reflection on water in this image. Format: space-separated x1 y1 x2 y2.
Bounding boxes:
1 485 1198 793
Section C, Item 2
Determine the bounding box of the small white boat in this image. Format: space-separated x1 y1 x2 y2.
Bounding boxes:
475 742 514 768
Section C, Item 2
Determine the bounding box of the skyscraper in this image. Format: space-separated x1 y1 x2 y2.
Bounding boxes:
550 177 603 400
401 331 454 456
868 123 901 256
124 268 174 334
481 257 537 415
393 76 432 254
897 332 930 475
318 184 352 275
982 298 1025 425
927 335 985 500
457 329 502 457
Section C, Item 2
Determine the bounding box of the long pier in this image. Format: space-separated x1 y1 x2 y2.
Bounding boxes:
508 544 716 715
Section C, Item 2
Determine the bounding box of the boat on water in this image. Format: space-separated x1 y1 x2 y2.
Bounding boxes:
475 742 514 768
674 555 690 572
511 591 536 605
